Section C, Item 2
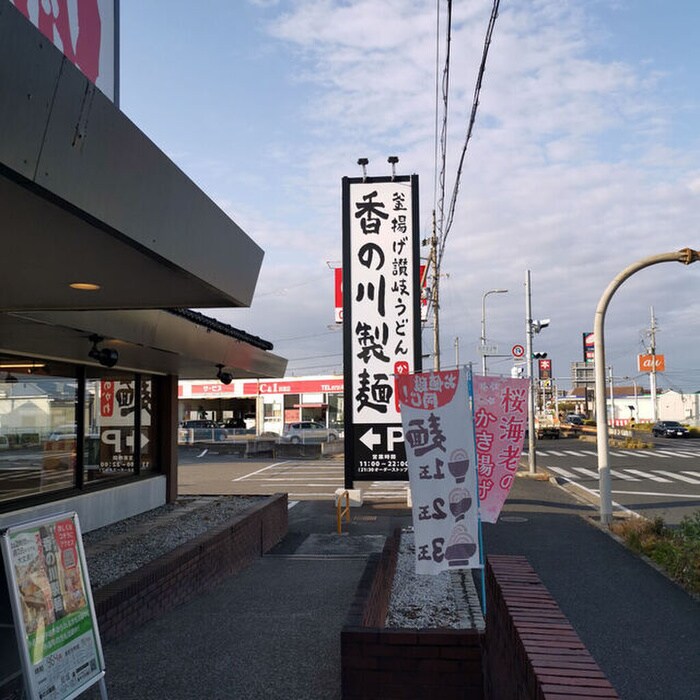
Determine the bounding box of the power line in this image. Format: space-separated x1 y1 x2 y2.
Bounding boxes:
438 0 501 270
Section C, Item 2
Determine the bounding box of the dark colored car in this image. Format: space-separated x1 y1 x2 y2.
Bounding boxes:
565 414 584 426
180 419 225 442
651 421 689 438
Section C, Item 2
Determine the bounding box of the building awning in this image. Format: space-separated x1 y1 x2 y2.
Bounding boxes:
0 4 286 380
0 309 286 379
1 4 262 312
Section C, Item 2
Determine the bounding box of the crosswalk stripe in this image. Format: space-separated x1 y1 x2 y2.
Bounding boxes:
654 470 700 484
617 450 650 458
572 467 599 478
540 450 567 456
681 471 700 479
610 469 640 481
608 451 629 458
563 450 583 456
656 450 694 459
626 469 671 483
581 450 598 456
548 466 578 479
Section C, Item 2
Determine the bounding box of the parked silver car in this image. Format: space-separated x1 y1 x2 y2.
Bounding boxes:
282 421 338 443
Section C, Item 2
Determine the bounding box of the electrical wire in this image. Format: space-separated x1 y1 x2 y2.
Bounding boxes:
438 0 501 270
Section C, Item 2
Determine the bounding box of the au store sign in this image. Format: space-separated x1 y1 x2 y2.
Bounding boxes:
397 369 480 575
637 354 665 372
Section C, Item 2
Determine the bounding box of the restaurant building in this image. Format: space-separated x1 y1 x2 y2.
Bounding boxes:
0 1 286 533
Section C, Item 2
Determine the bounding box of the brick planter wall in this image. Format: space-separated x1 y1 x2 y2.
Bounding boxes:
485 555 619 700
342 538 620 699
93 493 288 642
341 529 485 700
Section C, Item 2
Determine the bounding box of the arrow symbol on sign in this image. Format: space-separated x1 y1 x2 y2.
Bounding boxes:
359 428 381 451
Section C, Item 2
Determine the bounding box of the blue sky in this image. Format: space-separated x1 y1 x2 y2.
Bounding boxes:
119 1 700 391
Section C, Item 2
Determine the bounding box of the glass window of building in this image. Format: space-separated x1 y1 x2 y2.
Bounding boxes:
84 372 155 482
0 357 78 504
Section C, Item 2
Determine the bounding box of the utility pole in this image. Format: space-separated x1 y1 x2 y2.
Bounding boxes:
608 366 614 431
649 307 658 422
430 210 441 371
525 270 536 474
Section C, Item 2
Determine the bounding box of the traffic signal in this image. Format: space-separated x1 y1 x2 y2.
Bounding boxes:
532 352 547 359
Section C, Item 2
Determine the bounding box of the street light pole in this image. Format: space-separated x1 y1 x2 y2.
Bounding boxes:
595 248 699 525
481 288 508 376
525 271 536 474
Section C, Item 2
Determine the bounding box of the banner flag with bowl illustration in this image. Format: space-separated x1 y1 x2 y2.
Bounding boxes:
397 367 480 575
472 376 530 523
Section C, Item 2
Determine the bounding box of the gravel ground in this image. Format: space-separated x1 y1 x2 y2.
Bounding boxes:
82 499 485 631
386 530 485 629
83 495 263 589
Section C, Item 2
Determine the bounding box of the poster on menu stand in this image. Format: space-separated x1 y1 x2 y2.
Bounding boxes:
1 513 108 700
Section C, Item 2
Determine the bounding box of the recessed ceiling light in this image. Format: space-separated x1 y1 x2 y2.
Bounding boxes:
70 282 101 291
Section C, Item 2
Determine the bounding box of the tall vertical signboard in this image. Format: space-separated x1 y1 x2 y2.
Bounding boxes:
342 175 422 485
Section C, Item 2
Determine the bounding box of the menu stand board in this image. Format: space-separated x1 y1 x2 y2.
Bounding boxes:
1 513 107 700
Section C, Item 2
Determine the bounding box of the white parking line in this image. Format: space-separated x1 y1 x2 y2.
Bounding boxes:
232 461 292 481
611 489 700 498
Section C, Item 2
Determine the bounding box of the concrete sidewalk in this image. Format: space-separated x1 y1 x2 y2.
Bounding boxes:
87 476 699 700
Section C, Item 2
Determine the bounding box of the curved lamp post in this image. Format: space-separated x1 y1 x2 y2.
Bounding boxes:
595 248 699 525
481 288 508 375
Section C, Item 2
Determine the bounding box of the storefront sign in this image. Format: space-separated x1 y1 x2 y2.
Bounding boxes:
637 353 665 372
10 0 117 101
473 376 529 523
582 332 595 364
397 368 480 574
99 379 151 471
1 513 106 700
342 175 421 482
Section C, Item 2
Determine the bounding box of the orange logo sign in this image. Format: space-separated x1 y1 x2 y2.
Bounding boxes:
637 354 665 372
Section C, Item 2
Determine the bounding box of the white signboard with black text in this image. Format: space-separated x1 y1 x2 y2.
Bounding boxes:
342 175 421 483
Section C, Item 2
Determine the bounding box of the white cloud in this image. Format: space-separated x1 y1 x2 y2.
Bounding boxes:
124 1 700 387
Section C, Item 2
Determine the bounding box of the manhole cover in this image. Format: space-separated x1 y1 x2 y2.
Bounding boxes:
499 516 528 523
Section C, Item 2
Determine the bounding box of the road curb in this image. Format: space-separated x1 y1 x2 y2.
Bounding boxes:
532 463 700 604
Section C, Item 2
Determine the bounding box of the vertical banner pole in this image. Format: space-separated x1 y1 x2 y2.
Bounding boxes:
467 365 487 616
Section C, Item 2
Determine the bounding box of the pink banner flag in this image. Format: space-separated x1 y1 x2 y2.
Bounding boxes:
473 376 530 523
397 368 480 575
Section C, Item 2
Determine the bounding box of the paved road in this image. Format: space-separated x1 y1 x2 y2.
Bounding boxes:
179 440 700 523
178 448 410 503
534 437 700 524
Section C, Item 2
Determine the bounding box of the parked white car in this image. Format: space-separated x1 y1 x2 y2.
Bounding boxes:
282 421 338 443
